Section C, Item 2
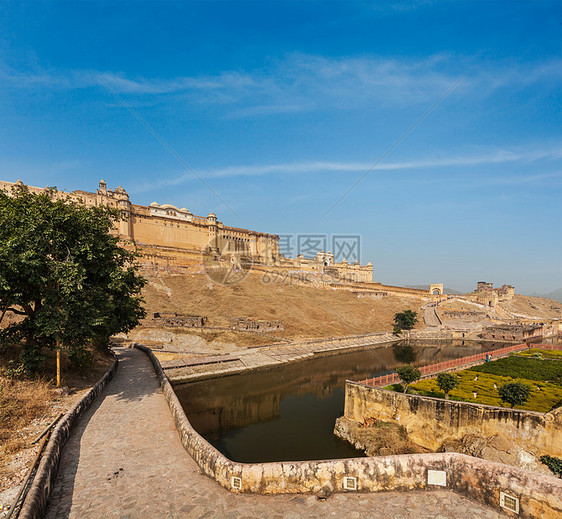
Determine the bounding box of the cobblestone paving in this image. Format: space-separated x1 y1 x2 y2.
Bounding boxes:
45 348 505 518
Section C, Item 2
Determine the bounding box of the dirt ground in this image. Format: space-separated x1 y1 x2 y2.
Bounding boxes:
138 270 424 342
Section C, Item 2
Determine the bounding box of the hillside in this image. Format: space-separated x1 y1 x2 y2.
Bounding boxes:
500 294 562 320
136 270 424 343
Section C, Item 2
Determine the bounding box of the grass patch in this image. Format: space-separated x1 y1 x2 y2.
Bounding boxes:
0 375 52 470
516 348 562 360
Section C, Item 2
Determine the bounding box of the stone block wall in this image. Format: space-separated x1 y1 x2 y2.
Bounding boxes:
152 312 207 327
403 330 453 340
343 382 562 463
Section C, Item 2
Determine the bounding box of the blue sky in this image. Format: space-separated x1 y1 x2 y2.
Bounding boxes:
1 1 561 294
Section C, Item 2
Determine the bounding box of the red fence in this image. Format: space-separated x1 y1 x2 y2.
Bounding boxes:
357 342 562 388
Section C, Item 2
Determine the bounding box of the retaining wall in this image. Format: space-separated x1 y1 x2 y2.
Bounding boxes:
344 381 562 460
137 344 562 518
19 359 118 519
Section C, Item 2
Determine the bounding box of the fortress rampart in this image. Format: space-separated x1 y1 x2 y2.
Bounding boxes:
0 179 279 265
1 179 378 280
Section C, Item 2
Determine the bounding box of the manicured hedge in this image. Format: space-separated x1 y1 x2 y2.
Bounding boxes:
469 354 562 385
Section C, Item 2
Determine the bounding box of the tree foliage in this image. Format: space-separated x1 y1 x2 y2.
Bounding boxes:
436 373 459 399
0 185 146 372
498 381 532 408
540 455 562 478
393 310 418 331
396 365 421 393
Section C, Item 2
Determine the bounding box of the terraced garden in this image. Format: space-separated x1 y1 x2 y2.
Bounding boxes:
407 349 562 413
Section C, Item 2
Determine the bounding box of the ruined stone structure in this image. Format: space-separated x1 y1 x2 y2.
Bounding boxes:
474 281 515 307
482 324 543 342
152 312 207 327
230 317 285 332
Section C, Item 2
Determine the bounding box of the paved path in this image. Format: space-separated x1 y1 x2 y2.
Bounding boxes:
45 348 505 518
422 303 442 328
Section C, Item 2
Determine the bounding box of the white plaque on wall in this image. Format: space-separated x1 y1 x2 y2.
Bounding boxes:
427 470 447 486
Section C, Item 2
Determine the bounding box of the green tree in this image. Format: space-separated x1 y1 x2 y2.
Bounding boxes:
396 366 421 393
436 373 459 399
498 382 532 408
393 310 418 331
0 185 146 373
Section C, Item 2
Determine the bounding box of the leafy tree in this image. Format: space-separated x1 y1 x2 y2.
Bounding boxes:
436 373 459 399
396 366 421 393
0 184 146 373
393 310 418 331
498 381 532 408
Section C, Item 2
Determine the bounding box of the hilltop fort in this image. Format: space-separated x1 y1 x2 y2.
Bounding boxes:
0 179 374 283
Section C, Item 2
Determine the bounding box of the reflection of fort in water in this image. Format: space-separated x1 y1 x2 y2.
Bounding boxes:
176 341 508 441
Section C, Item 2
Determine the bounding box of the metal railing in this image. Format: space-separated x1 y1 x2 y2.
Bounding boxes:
357 342 562 388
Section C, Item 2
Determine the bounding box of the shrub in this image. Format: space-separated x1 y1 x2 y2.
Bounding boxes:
470 355 562 385
436 373 459 399
540 455 562 478
393 310 418 330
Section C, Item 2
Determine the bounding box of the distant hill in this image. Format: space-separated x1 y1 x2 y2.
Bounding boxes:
539 288 562 303
405 285 463 295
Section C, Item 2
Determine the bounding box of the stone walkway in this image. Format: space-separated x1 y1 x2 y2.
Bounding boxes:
164 332 400 383
45 348 505 518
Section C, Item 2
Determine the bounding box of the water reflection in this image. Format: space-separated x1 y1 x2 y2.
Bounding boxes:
175 340 509 462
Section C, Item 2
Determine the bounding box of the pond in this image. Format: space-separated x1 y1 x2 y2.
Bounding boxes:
174 340 511 463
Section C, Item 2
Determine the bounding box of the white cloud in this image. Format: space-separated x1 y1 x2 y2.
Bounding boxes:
3 54 561 117
196 145 562 179
125 144 562 195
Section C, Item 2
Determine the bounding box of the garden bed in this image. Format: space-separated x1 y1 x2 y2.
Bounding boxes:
399 349 562 412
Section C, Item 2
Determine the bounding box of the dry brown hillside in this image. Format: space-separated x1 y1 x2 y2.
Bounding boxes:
438 294 562 320
138 270 424 340
501 294 562 320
